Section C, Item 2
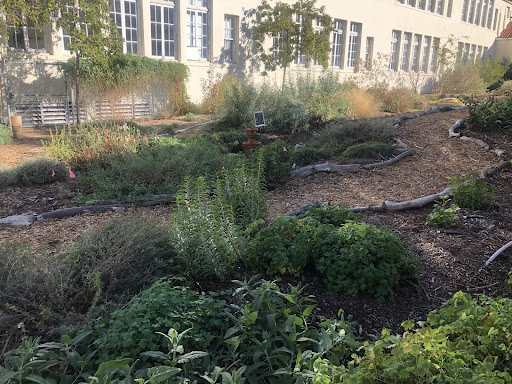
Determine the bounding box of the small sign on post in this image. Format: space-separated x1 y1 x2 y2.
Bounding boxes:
254 111 265 128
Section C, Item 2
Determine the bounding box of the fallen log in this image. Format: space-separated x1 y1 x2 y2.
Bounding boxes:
36 206 126 221
448 119 464 138
363 149 416 170
288 162 360 179
348 187 452 213
0 214 35 227
480 160 511 179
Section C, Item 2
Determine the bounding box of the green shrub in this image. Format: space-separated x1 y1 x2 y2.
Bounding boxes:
309 118 394 158
480 57 510 88
214 130 247 153
247 216 320 276
171 176 243 280
10 158 69 186
74 136 242 200
218 154 267 229
439 61 487 95
341 141 395 159
426 196 460 228
315 222 420 301
248 206 359 277
291 147 327 166
225 278 359 381
43 122 148 169
0 123 13 145
465 96 512 132
159 123 178 134
215 75 257 128
301 205 360 227
343 293 512 383
256 139 292 185
450 172 496 210
185 112 196 121
498 79 512 95
64 214 175 311
257 84 311 133
90 279 228 362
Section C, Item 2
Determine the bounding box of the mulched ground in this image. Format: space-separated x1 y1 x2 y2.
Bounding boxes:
0 108 511 338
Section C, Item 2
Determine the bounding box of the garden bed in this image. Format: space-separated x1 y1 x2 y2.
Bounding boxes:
0 109 511 338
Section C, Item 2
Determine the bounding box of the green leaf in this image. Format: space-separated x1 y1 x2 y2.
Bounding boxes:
247 311 259 324
95 358 132 378
302 305 316 317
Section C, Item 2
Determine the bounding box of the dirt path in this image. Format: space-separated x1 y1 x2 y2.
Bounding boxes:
0 127 51 167
268 110 499 218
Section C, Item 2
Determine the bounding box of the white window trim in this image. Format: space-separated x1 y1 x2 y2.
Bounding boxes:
150 3 176 58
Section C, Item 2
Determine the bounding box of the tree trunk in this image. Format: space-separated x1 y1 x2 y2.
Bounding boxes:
75 51 81 125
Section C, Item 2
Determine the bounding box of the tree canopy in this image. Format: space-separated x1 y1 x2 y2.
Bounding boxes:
253 0 333 87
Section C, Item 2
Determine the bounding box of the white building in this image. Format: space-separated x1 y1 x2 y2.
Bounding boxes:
1 0 511 125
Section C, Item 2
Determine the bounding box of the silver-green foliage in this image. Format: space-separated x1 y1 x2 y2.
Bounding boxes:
0 123 13 145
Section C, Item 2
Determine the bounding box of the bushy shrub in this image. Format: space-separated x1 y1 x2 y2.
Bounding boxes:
343 293 512 383
171 176 243 280
292 147 327 166
0 158 68 188
373 87 426 113
300 205 360 227
256 139 292 185
64 214 175 311
342 141 395 159
257 84 311 133
343 87 382 118
0 123 13 145
439 62 487 95
465 96 512 132
10 158 69 186
450 172 496 210
215 75 257 128
309 118 394 158
248 206 359 277
224 279 359 381
74 136 242 200
498 79 512 95
480 57 510 88
247 216 319 276
315 222 420 301
90 279 228 362
43 122 148 169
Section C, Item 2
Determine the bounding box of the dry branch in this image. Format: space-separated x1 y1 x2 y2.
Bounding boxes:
363 149 416 170
285 201 330 216
288 163 360 179
448 119 464 138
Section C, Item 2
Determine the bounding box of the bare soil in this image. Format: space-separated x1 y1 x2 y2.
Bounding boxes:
0 109 511 337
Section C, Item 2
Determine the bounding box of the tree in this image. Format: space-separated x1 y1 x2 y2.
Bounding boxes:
253 0 333 89
0 0 122 125
56 0 122 124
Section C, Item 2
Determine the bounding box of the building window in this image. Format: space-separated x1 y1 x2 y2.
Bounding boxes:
481 0 489 26
365 37 374 68
407 0 416 6
427 0 436 12
476 45 483 60
436 0 445 14
462 43 470 63
331 20 344 68
474 0 483 25
224 16 236 62
493 8 498 30
294 14 306 65
110 0 138 54
273 33 283 61
430 38 440 72
447 0 453 16
462 0 469 20
411 34 421 71
421 36 431 72
483 46 488 59
389 30 400 71
150 4 175 58
487 0 495 28
418 0 426 10
469 44 476 62
347 22 360 68
400 32 411 71
187 0 208 60
468 0 476 23
8 20 45 51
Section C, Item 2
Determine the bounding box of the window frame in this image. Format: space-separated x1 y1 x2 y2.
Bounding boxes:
110 0 138 54
150 3 176 58
223 15 236 63
346 22 360 69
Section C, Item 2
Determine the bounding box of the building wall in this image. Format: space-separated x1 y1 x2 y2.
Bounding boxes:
1 0 511 123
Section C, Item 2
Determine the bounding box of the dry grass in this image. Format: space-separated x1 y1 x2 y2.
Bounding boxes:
344 88 382 118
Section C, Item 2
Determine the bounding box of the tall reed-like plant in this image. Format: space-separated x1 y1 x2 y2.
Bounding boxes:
171 176 243 280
